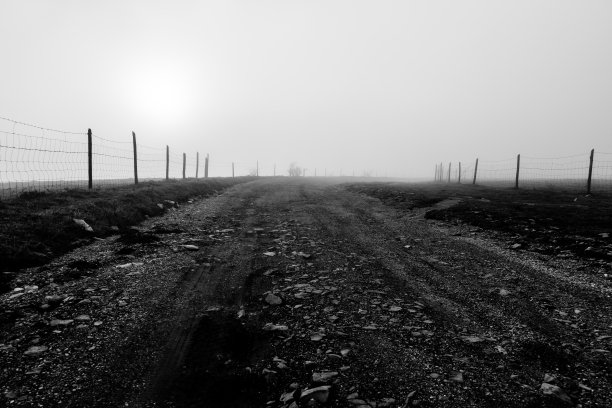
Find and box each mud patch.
[156,313,271,407]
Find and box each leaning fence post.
[165,146,169,180]
[182,153,186,179]
[515,154,521,189]
[458,162,461,184]
[473,158,478,184]
[87,129,93,189]
[447,162,451,183]
[587,148,594,194]
[196,152,199,179]
[205,154,209,178]
[132,131,138,185]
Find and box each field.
[0,178,610,407]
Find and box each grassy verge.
[0,177,254,291]
[347,182,612,263]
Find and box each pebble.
[300,386,331,404]
[450,372,464,383]
[312,371,338,383]
[265,293,282,305]
[24,346,48,356]
[540,383,572,404]
[50,319,73,326]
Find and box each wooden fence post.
[182,153,186,179]
[473,158,478,184]
[196,152,199,179]
[165,146,169,180]
[587,149,594,194]
[257,161,259,177]
[447,162,451,183]
[205,154,209,178]
[87,129,93,189]
[232,162,235,178]
[132,131,138,185]
[515,154,520,189]
[458,162,461,184]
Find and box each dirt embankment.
[1,179,611,407]
[0,178,253,292]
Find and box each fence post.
[132,131,138,185]
[166,146,169,180]
[587,148,594,194]
[458,162,461,184]
[196,152,199,178]
[257,161,259,177]
[232,162,235,178]
[87,129,93,189]
[182,153,186,179]
[434,164,438,181]
[515,154,520,189]
[473,158,478,184]
[274,164,276,176]
[447,162,451,183]
[205,154,209,178]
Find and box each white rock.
[312,371,338,383]
[50,319,73,326]
[540,383,572,404]
[73,218,93,232]
[265,293,282,305]
[24,346,48,356]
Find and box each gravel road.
[1,178,610,407]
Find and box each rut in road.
[133,178,610,407]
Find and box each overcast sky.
[1,0,611,178]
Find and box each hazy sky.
[1,0,611,178]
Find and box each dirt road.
[1,178,610,407]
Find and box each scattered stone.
[93,321,103,326]
[265,293,283,305]
[511,243,522,249]
[461,336,483,343]
[499,289,510,296]
[450,372,464,383]
[50,319,73,326]
[312,371,338,383]
[540,383,572,404]
[300,386,331,404]
[73,218,93,232]
[263,252,276,257]
[45,295,64,305]
[389,306,402,312]
[181,244,199,251]
[310,333,324,341]
[263,323,289,331]
[24,346,48,356]
[340,348,350,357]
[543,373,556,383]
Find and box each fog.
[1,0,612,179]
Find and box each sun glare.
[122,60,197,126]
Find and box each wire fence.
[435,150,612,192]
[0,117,231,198]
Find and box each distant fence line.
[435,150,612,193]
[0,116,266,198]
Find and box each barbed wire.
[0,116,86,135]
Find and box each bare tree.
[288,162,302,177]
